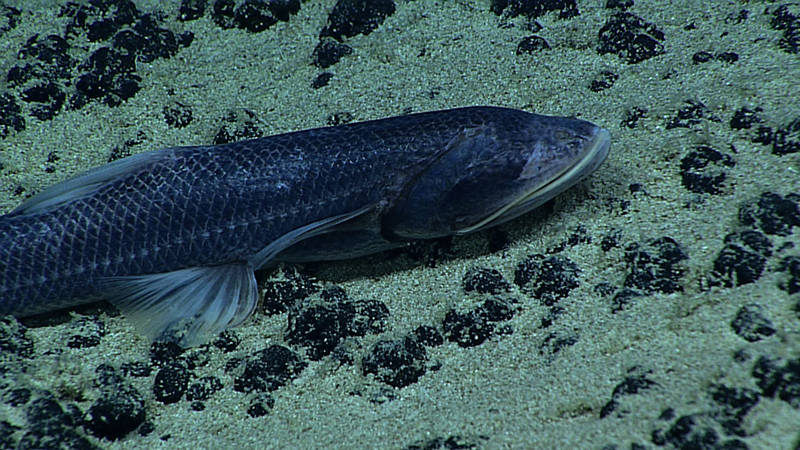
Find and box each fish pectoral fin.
[249,204,375,269]
[103,263,258,347]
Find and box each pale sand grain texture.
[1,1,798,449]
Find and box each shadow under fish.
[0,106,610,347]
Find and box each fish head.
[383,113,611,239]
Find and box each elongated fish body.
[0,106,610,346]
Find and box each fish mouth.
[455,126,611,234]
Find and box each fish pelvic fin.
[103,263,257,347]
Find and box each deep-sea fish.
[0,106,610,346]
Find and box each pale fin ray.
[11,149,173,216]
[103,263,257,347]
[249,204,375,269]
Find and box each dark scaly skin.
[0,107,605,317]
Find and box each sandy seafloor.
[1,0,799,448]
